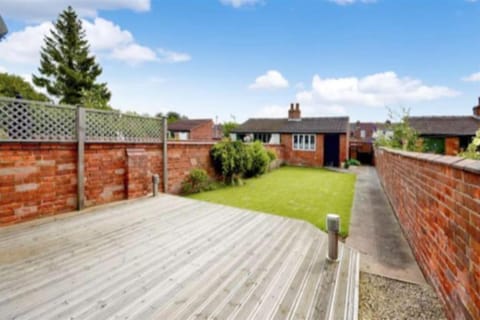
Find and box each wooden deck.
[0,195,359,320]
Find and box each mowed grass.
[188,166,356,236]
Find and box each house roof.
[232,117,349,134]
[168,119,212,132]
[408,116,480,136]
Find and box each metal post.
[326,214,340,261]
[76,106,86,210]
[152,174,159,197]
[162,117,168,193]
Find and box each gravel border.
[359,271,446,320]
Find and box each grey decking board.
[0,195,358,320]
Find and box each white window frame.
[292,134,316,151]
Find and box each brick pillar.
[445,137,460,156]
[126,148,150,199]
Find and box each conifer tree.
[33,6,111,107]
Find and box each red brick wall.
[445,137,460,156]
[0,141,214,225]
[281,133,325,167]
[190,120,214,141]
[166,142,215,193]
[375,147,480,320]
[0,143,77,225]
[340,133,348,164]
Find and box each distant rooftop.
[168,119,212,132]
[408,116,480,136]
[233,117,350,134]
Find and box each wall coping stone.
[378,147,480,174]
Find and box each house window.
[293,134,316,151]
[254,133,271,144]
[360,130,366,138]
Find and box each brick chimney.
[473,97,480,118]
[288,102,301,121]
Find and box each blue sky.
[1,0,480,123]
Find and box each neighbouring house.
[408,99,480,155]
[231,103,349,167]
[168,119,215,141]
[349,121,387,165]
[212,123,224,140]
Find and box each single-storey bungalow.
[409,99,480,155]
[231,103,349,167]
[168,119,215,141]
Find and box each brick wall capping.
[168,141,216,146]
[378,147,480,174]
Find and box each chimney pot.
[290,103,294,110]
[295,103,300,111]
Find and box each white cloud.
[249,70,289,90]
[1,0,150,22]
[157,48,192,63]
[329,0,376,5]
[220,0,263,8]
[83,18,133,51]
[0,22,52,63]
[296,72,459,109]
[462,72,480,82]
[0,66,7,73]
[111,44,157,64]
[0,17,190,65]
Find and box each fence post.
[326,214,340,261]
[77,106,85,210]
[162,117,168,193]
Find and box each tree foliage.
[374,108,421,152]
[0,73,49,101]
[222,121,239,138]
[33,6,111,106]
[155,111,188,124]
[460,129,480,160]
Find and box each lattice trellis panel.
[85,109,163,143]
[0,97,76,142]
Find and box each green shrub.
[245,141,271,178]
[347,159,361,166]
[210,140,251,184]
[181,168,214,194]
[267,149,277,162]
[422,137,445,154]
[460,129,480,160]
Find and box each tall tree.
[0,73,49,101]
[33,6,111,106]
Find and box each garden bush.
[267,149,277,162]
[245,141,271,178]
[210,140,251,184]
[181,168,214,194]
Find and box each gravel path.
[359,272,446,320]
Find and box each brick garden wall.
[375,147,480,320]
[0,141,215,226]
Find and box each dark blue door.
[324,134,340,167]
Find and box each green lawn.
[188,166,356,236]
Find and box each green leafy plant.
[181,168,214,194]
[222,121,239,138]
[422,137,445,154]
[245,141,271,178]
[346,159,361,167]
[460,129,480,160]
[211,140,251,184]
[374,107,421,152]
[267,149,277,162]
